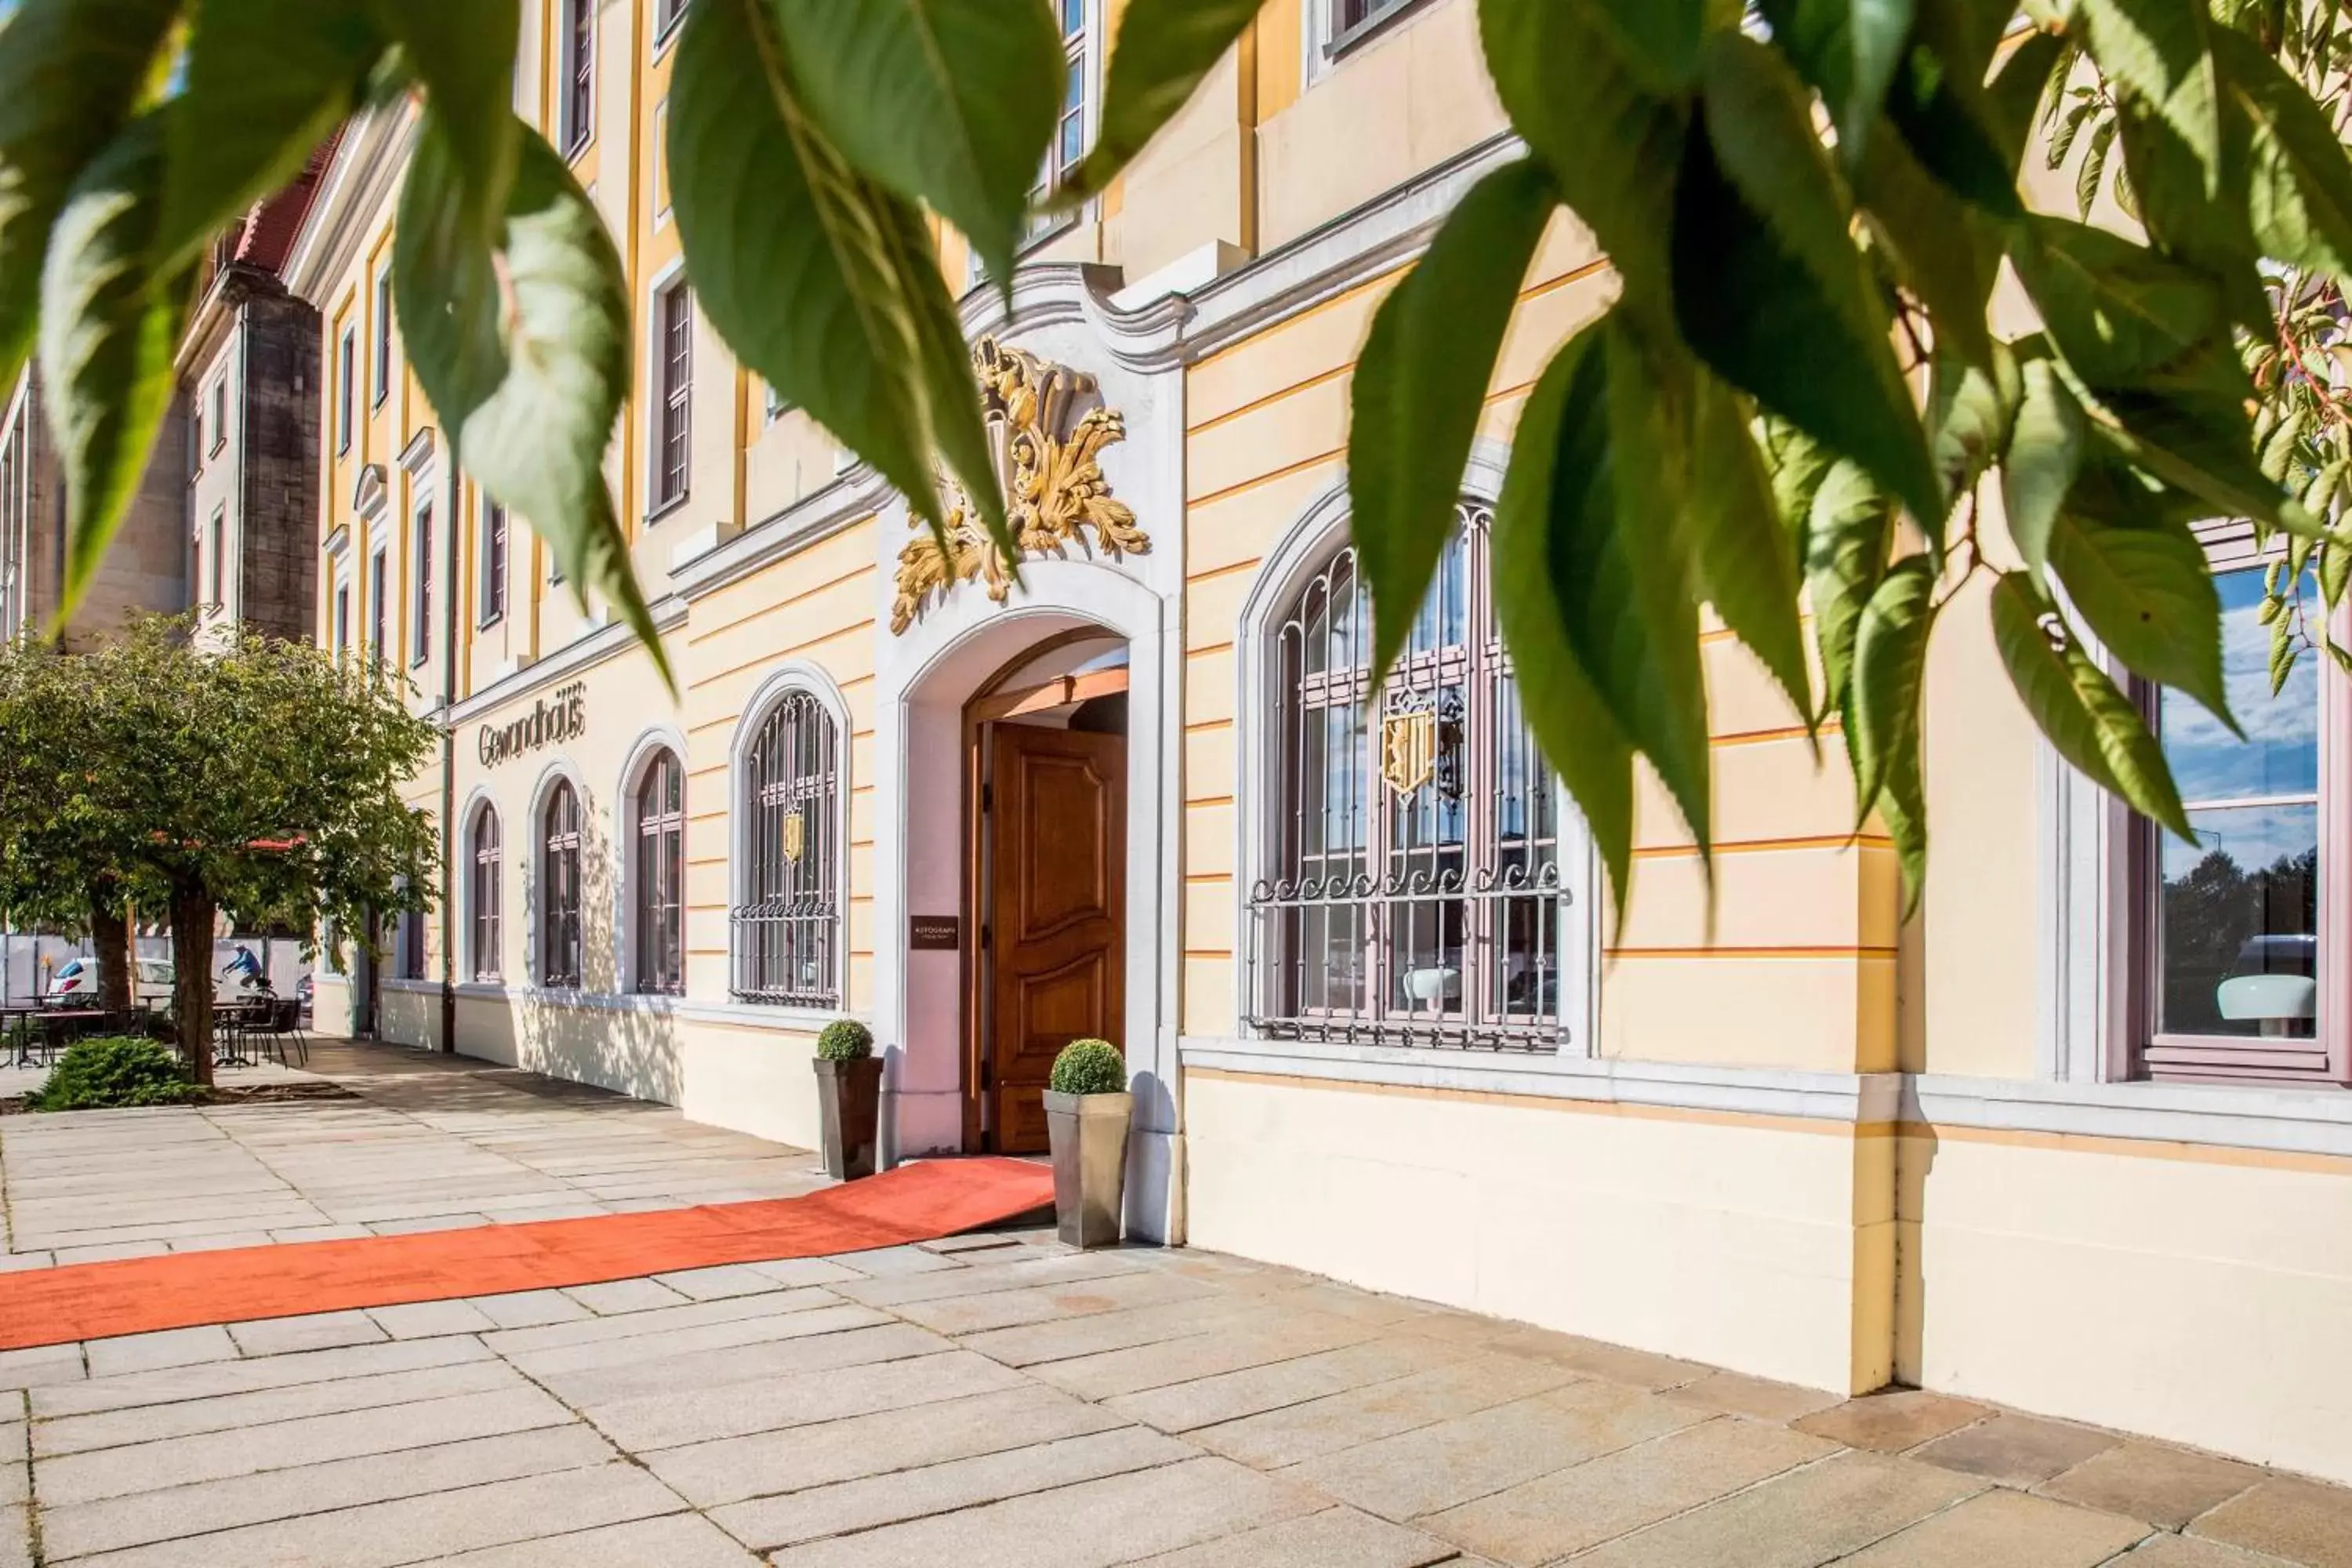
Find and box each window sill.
[478,611,506,632]
[1907,1071,2352,1162]
[1325,0,1437,63]
[1177,1034,1889,1125]
[646,492,690,527]
[564,133,595,166]
[651,13,685,60]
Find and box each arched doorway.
[964,633,1130,1152]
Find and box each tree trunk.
[88,898,132,1013]
[169,882,217,1087]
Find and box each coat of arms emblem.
[779,810,805,864]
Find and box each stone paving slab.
[12,1043,2352,1567]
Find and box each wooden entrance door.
[987,724,1125,1153]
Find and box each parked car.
[43,957,176,1007]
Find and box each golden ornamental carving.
[889,337,1149,635]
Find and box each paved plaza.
[0,1045,2348,1566]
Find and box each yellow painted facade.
[281,0,2352,1485]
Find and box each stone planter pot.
[1044,1089,1132,1248]
[814,1057,884,1180]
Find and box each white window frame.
[527,761,590,989]
[560,0,597,159]
[410,495,434,670]
[372,266,393,408]
[208,377,227,456]
[462,793,503,984]
[725,662,853,1018]
[645,263,693,521]
[207,505,227,613]
[478,496,508,629]
[336,325,356,456]
[1229,456,1601,1076]
[615,726,691,996]
[1305,0,1434,85]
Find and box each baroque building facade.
[289,0,2352,1486]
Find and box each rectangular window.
[207,506,225,610]
[372,267,393,406]
[334,584,350,650]
[1025,1,1088,238]
[653,280,693,514]
[190,404,203,474]
[369,547,387,659]
[655,0,688,43]
[412,503,433,668]
[336,326,355,455]
[652,100,670,226]
[1330,0,1420,50]
[561,0,595,157]
[480,501,508,626]
[2137,542,2339,1083]
[209,379,226,456]
[400,904,426,981]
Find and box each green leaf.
[1523,316,1713,856]
[1867,700,1930,916]
[2075,113,2116,216]
[2002,354,2084,572]
[1854,118,1998,370]
[394,120,670,688]
[771,0,1062,288]
[1925,340,2015,498]
[1759,0,1916,160]
[1490,343,1640,932]
[156,0,383,272]
[1806,458,1894,713]
[0,0,181,401]
[1760,416,1835,543]
[1350,158,1557,686]
[2111,100,2269,334]
[1687,373,1813,724]
[36,111,189,624]
[1479,0,1685,307]
[2012,215,2283,529]
[1989,569,2193,840]
[1675,34,1942,529]
[370,0,520,248]
[2212,27,2352,280]
[2325,540,2350,610]
[2074,0,2223,188]
[2046,503,2231,728]
[666,0,1006,551]
[1848,554,1938,820]
[1883,34,2024,217]
[1056,0,1260,206]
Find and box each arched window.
[1247,500,1568,1051]
[539,781,583,988]
[633,750,684,994]
[731,689,840,1006]
[469,807,502,982]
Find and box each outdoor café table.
[15,1009,106,1068]
[2,1006,44,1068]
[212,1001,267,1069]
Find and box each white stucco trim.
[446,597,687,725]
[1907,1071,2352,1161]
[1228,444,1602,1077]
[724,659,855,1011]
[1182,1036,1901,1127]
[613,721,691,996]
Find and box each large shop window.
[469,807,502,982]
[730,688,840,1007]
[633,749,685,995]
[540,781,583,988]
[1247,501,1572,1052]
[2136,530,2346,1083]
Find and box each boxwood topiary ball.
[1048,1037,1125,1096]
[815,1018,873,1062]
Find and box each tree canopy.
[7,0,2352,920]
[0,619,437,1078]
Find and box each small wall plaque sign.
[909,915,960,951]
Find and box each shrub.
[31,1036,197,1112]
[1049,1038,1126,1096]
[815,1018,874,1062]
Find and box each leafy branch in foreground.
[8,0,2352,922]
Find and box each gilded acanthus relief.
[889,338,1148,635]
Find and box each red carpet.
[0,1158,1054,1351]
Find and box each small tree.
[0,619,437,1081]
[0,636,165,1011]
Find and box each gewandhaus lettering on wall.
[287,0,2352,1493]
[477,684,585,768]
